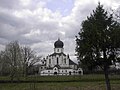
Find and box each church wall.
[51,56,54,67]
[60,56,66,67]
[46,56,54,67]
[46,56,50,67]
[66,57,69,67]
[60,56,69,67]
[46,58,49,67]
[51,55,65,67]
[59,55,63,66]
[69,65,78,69]
[54,48,64,53]
[40,68,84,76]
[59,55,62,65]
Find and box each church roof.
[46,67,53,70]
[47,66,72,69]
[54,65,61,69]
[49,52,66,56]
[69,59,77,65]
[54,38,64,48]
[60,67,72,69]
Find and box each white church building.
[39,39,83,76]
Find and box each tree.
[4,41,23,81]
[0,51,12,76]
[0,51,4,75]
[76,3,120,90]
[111,7,120,22]
[21,46,41,76]
[0,41,41,78]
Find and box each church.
[39,38,83,75]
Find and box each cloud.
[0,0,21,9]
[0,0,119,61]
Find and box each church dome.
[54,38,64,48]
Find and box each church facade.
[39,39,83,76]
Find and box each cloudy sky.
[0,0,120,61]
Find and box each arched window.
[64,58,66,64]
[65,70,67,72]
[49,59,51,64]
[57,49,59,52]
[57,57,59,64]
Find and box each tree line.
[0,41,41,81]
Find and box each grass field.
[0,74,120,90]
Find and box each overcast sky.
[0,0,120,61]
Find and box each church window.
[57,49,59,52]
[57,57,59,64]
[64,58,66,64]
[49,59,51,64]
[65,70,67,72]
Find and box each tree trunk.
[104,66,111,90]
[103,49,111,90]
[25,67,28,77]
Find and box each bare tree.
[22,46,41,76]
[4,41,22,81]
[0,51,5,75]
[0,41,41,78]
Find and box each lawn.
[0,74,120,90]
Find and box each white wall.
[40,67,83,76]
[54,48,64,53]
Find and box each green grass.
[1,74,119,82]
[0,74,120,90]
[0,81,120,90]
[0,74,119,81]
